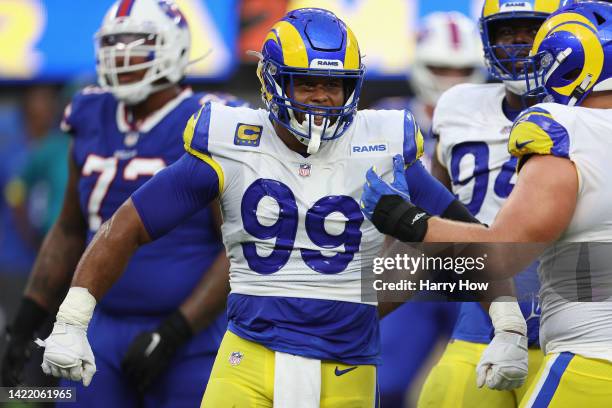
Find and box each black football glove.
[1,298,49,387]
[121,311,193,393]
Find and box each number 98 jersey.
[434,83,518,226]
[184,102,423,305]
[434,82,540,347]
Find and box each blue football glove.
[361,154,411,220]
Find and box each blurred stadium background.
[0,1,484,406]
[0,0,487,277]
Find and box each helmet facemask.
[260,58,364,154]
[97,29,182,105]
[481,15,548,96]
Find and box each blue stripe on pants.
[533,352,574,408]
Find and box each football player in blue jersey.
[0,0,246,406]
[35,8,486,407]
[372,11,485,408]
[363,2,612,407]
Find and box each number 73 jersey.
[184,102,423,304]
[434,83,517,226]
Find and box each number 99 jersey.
[183,102,423,364]
[185,102,422,302]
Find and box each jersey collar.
[116,87,193,133]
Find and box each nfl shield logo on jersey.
[124,132,139,147]
[229,351,244,366]
[299,163,311,177]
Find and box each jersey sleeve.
[508,106,570,171]
[405,159,455,216]
[131,153,219,240]
[182,101,225,193]
[60,86,106,135]
[402,110,425,165]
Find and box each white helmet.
[95,0,191,105]
[411,12,486,106]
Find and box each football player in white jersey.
[421,1,563,407]
[32,8,482,407]
[373,11,485,408]
[363,2,612,407]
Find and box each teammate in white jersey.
[421,1,563,407]
[33,8,480,407]
[364,3,612,406]
[373,11,485,408]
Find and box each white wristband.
[56,287,97,328]
[489,296,527,336]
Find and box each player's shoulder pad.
[60,86,113,134]
[435,83,483,114]
[402,109,424,165]
[369,96,412,110]
[192,91,250,108]
[508,105,570,171]
[183,101,260,156]
[354,109,423,164]
[433,83,501,131]
[182,101,232,193]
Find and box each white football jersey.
[434,83,517,225]
[183,103,423,304]
[509,103,612,361]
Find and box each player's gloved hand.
[360,154,411,220]
[476,331,529,390]
[1,297,49,386]
[361,154,430,242]
[37,287,97,387]
[121,311,193,393]
[37,322,97,386]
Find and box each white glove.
[35,287,97,387]
[36,322,96,386]
[476,331,528,390]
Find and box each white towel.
[273,351,321,408]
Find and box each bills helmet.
[95,0,190,105]
[411,12,486,106]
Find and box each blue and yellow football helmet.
[257,8,364,153]
[525,1,612,105]
[480,0,562,93]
